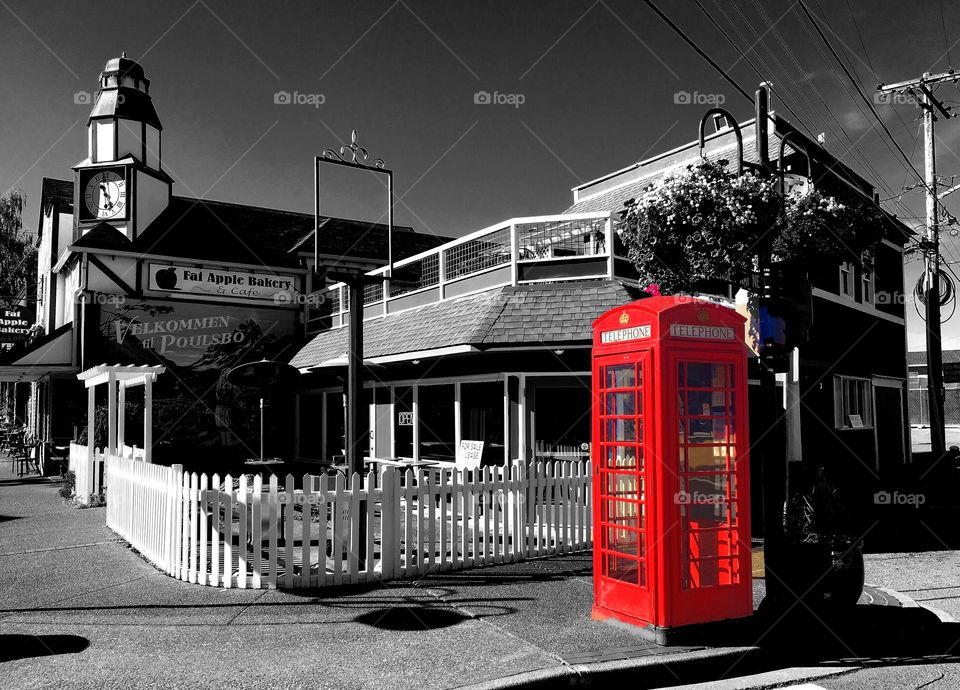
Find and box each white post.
[412,384,420,462]
[107,372,117,457]
[785,348,803,463]
[605,216,614,278]
[454,381,462,451]
[117,382,126,453]
[509,223,518,286]
[144,377,153,464]
[87,385,95,463]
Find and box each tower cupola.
[86,53,162,170]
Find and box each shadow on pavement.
[353,606,471,630]
[0,634,89,663]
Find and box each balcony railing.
[306,211,637,333]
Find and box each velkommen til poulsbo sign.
[0,306,32,352]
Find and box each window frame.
[839,261,855,300]
[860,253,875,305]
[833,375,874,429]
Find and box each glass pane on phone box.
[684,445,729,472]
[605,364,635,389]
[606,418,638,442]
[687,362,727,388]
[686,472,734,496]
[606,446,641,469]
[605,472,642,500]
[605,527,642,556]
[605,391,637,416]
[605,499,643,527]
[687,390,725,416]
[605,553,640,583]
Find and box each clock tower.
[74,53,172,242]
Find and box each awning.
[0,324,76,382]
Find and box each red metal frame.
[592,296,752,632]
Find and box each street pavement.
[3,458,960,689]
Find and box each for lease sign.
[148,263,297,302]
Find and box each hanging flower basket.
[619,159,885,295]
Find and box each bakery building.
[0,55,445,467]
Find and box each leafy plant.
[772,188,884,267]
[0,189,35,307]
[619,160,780,294]
[784,469,856,549]
[58,471,76,500]
[618,160,884,294]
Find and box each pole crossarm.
[878,69,960,94]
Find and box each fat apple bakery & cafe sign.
[148,263,298,303]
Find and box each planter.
[777,540,864,607]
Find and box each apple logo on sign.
[155,267,179,290]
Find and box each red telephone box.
[591,296,752,641]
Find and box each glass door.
[596,352,652,616]
[675,359,741,591]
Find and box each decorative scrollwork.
[322,129,385,168]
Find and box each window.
[834,376,873,429]
[839,262,855,299]
[418,383,455,461]
[461,381,505,465]
[529,376,591,462]
[861,254,874,304]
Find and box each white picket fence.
[104,455,592,589]
[68,442,105,506]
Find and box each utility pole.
[878,70,958,458]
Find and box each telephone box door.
[594,350,655,622]
[667,351,751,624]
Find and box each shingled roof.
[290,280,645,368]
[40,178,74,214]
[58,187,449,269]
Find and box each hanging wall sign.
[148,263,298,303]
[0,306,32,351]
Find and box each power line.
[940,0,953,68]
[797,0,926,185]
[715,0,921,245]
[640,0,754,106]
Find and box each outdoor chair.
[12,439,35,477]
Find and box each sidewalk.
[0,458,954,690]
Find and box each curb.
[462,583,948,690]
[456,646,762,690]
[870,582,958,624]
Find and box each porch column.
[785,347,803,463]
[144,378,153,463]
[117,382,126,454]
[87,385,95,462]
[107,373,117,457]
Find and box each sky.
[0,0,958,351]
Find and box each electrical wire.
[710,0,922,248]
[798,0,926,186]
[640,0,755,105]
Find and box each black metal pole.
[346,279,367,569]
[346,279,366,475]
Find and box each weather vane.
[322,129,385,169]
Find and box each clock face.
[83,169,126,219]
